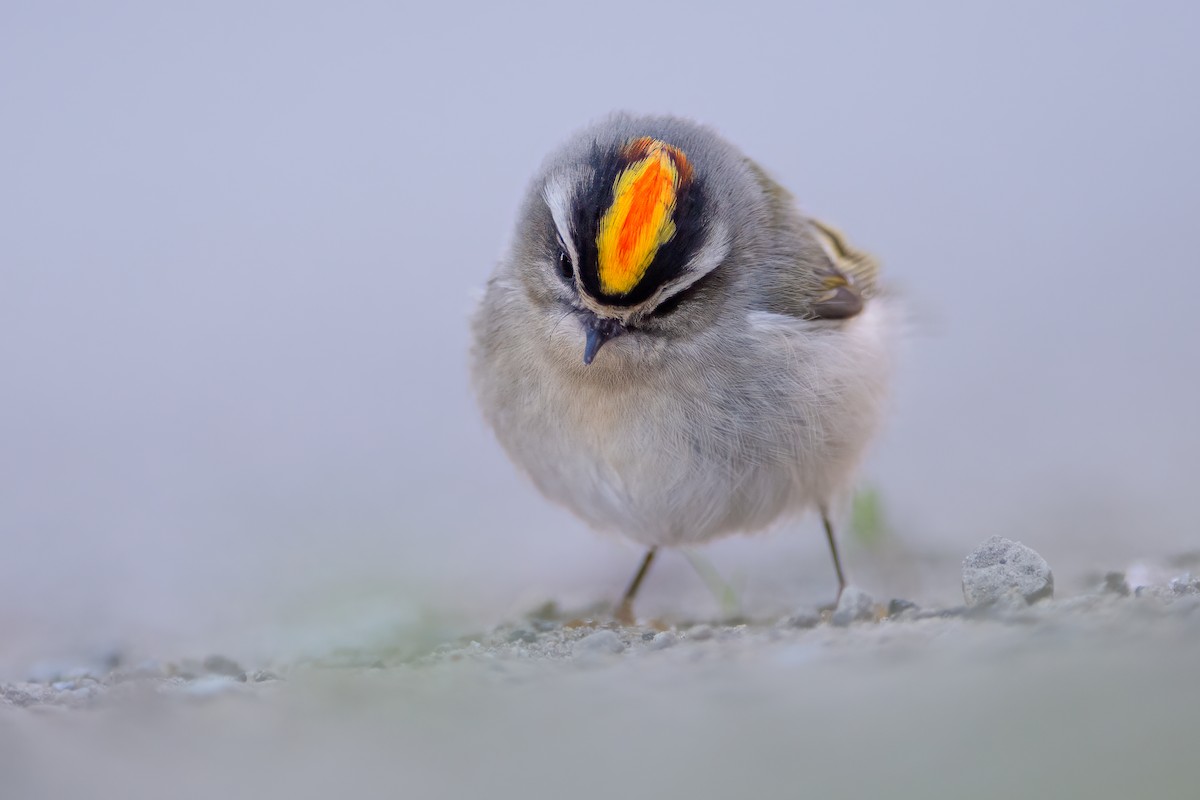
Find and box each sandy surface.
[4,566,1199,800]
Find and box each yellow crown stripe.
[596,140,683,296]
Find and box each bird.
[471,113,891,622]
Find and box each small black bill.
[581,314,625,365]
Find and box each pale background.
[2,0,1197,675]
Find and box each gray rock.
[202,655,244,677]
[2,682,51,707]
[1170,574,1199,595]
[647,631,677,650]
[962,536,1054,607]
[715,625,746,641]
[60,685,98,706]
[1103,572,1131,597]
[887,599,919,618]
[1134,585,1171,600]
[832,586,876,626]
[507,628,538,644]
[574,629,625,655]
[781,610,822,629]
[686,624,714,641]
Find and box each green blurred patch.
[850,485,890,549]
[682,549,741,619]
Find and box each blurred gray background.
[2,1,1197,674]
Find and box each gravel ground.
[3,546,1200,800]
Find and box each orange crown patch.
[595,138,691,296]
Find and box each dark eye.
[557,249,574,282]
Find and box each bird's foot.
[613,599,636,626]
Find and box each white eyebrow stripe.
[542,172,582,268]
[674,220,731,292]
[626,220,731,318]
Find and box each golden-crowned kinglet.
[472,114,890,621]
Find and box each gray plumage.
[471,113,892,561]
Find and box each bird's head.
[513,119,741,366]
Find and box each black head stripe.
[568,140,707,307]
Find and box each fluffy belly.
[538,448,804,547]
[491,369,810,547]
[475,303,890,549]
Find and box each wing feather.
[747,160,880,321]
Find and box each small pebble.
[647,631,676,650]
[962,536,1054,607]
[832,586,876,627]
[781,611,821,629]
[1170,575,1199,595]
[887,599,919,618]
[686,624,714,641]
[202,655,244,677]
[1126,562,1170,593]
[2,683,50,707]
[574,630,625,655]
[1103,572,1131,597]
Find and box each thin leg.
[822,512,848,600]
[614,547,657,624]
